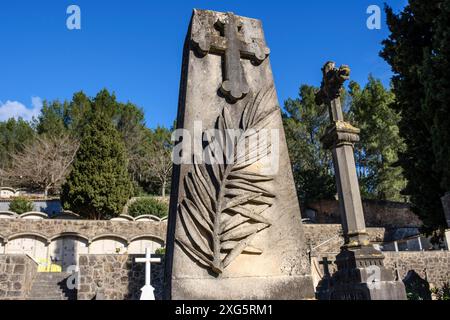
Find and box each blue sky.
[0,0,407,128]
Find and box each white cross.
[135,247,161,300]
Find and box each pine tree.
[348,76,407,201]
[283,85,336,205]
[61,105,133,219]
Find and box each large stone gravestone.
[164,9,314,300]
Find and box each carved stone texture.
[176,89,277,275]
[321,120,361,150]
[164,9,314,300]
[192,11,270,103]
[315,61,350,122]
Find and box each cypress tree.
[380,0,449,233]
[61,105,132,219]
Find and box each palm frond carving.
[176,87,278,274]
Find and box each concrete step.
[27,272,77,301]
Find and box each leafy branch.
[176,87,278,274]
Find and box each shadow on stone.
[403,270,432,300]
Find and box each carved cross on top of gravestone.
[315,61,351,123]
[192,11,270,102]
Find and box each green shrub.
[128,197,168,218]
[9,197,34,214]
[431,282,450,300]
[155,247,166,255]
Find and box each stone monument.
[164,9,314,300]
[315,61,407,300]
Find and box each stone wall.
[0,218,167,271]
[303,224,388,253]
[383,252,450,287]
[0,254,38,299]
[312,251,450,290]
[77,254,164,300]
[0,218,167,243]
[306,199,422,228]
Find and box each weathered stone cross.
[135,247,161,300]
[192,11,270,102]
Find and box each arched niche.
[89,235,127,254]
[48,234,89,271]
[127,235,164,254]
[6,233,48,262]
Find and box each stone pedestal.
[317,245,406,300]
[319,120,407,300]
[164,10,314,300]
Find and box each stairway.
[27,272,77,300]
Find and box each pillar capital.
[321,120,360,150]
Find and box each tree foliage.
[348,76,407,201]
[283,79,407,207]
[9,197,34,214]
[127,197,168,218]
[31,89,170,196]
[380,0,449,232]
[282,85,336,205]
[61,102,133,220]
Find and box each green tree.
[0,118,35,185]
[9,197,34,214]
[381,0,448,232]
[348,76,407,201]
[61,103,133,220]
[34,89,151,190]
[34,100,69,136]
[283,85,336,205]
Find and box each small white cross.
[135,247,161,300]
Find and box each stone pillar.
[316,62,406,300]
[321,121,369,246]
[164,9,314,300]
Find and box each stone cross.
[319,257,333,278]
[316,61,368,247]
[315,61,407,300]
[192,11,270,102]
[135,247,161,300]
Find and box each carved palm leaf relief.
[176,86,278,274]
